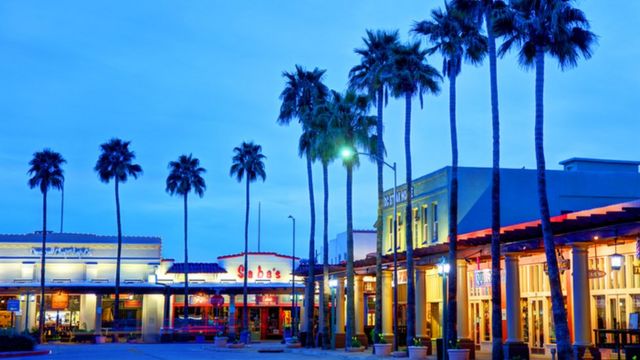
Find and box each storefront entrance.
[528,298,546,353]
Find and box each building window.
[413,208,420,248]
[432,203,438,242]
[387,217,393,252]
[422,206,429,245]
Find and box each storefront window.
[0,296,18,329]
[521,299,529,343]
[101,294,142,330]
[482,299,490,342]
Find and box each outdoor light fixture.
[340,147,354,159]
[611,232,624,271]
[437,259,450,276]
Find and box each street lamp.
[288,215,297,337]
[437,257,450,355]
[341,147,398,351]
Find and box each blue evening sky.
[0,1,638,261]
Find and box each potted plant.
[214,331,227,347]
[126,333,138,344]
[447,340,470,360]
[285,336,302,348]
[408,338,428,360]
[372,331,392,356]
[347,337,365,352]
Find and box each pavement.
[6,343,553,360]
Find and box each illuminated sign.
[474,269,492,288]
[51,292,69,310]
[31,247,92,257]
[383,186,415,208]
[237,265,282,280]
[256,295,278,306]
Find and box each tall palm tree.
[166,154,206,327]
[95,138,143,329]
[386,42,441,345]
[278,65,328,346]
[450,0,506,357]
[348,30,399,340]
[303,113,339,349]
[495,0,595,357]
[28,149,65,343]
[413,4,487,348]
[230,142,266,343]
[331,90,376,349]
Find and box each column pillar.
[94,295,103,334]
[381,271,393,339]
[456,260,469,339]
[354,276,365,335]
[141,294,163,342]
[416,269,427,338]
[228,294,237,335]
[572,244,597,358]
[503,254,529,359]
[79,294,97,331]
[335,277,346,348]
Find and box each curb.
[0,350,51,358]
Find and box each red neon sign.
[237,265,282,280]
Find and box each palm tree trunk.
[404,92,416,344]
[114,179,122,329]
[38,189,47,343]
[243,176,250,342]
[345,164,355,348]
[305,154,316,347]
[447,72,459,348]
[320,162,330,349]
[183,193,189,328]
[487,10,504,360]
[374,87,384,340]
[535,48,572,359]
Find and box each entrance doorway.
[529,298,545,352]
[608,295,627,330]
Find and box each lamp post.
[288,215,297,337]
[437,257,450,357]
[341,148,398,351]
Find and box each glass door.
[470,301,481,346]
[529,298,545,350]
[608,295,627,329]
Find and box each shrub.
[350,336,362,348]
[0,334,36,352]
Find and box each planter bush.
[372,331,392,356]
[408,338,427,360]
[0,334,36,352]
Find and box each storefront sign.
[474,269,492,288]
[395,270,407,285]
[256,295,278,306]
[6,299,19,312]
[51,293,69,310]
[31,247,92,257]
[383,186,415,208]
[543,259,570,274]
[237,265,282,280]
[588,269,606,279]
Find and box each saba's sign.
[31,247,92,257]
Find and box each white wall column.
[354,276,364,335]
[456,260,469,339]
[572,244,592,346]
[416,269,427,338]
[336,277,345,334]
[79,294,97,331]
[505,254,522,342]
[381,271,393,337]
[94,295,103,333]
[141,294,163,342]
[228,294,236,334]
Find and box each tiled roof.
[167,263,227,274]
[217,252,298,260]
[0,232,161,245]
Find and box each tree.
[348,30,399,341]
[450,0,506,357]
[278,65,328,346]
[302,112,339,349]
[385,42,441,345]
[495,0,595,357]
[28,149,65,343]
[94,138,143,329]
[230,142,266,343]
[332,90,377,349]
[166,154,206,328]
[413,3,487,348]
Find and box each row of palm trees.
[280,0,594,358]
[27,139,266,344]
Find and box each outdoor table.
[593,329,640,359]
